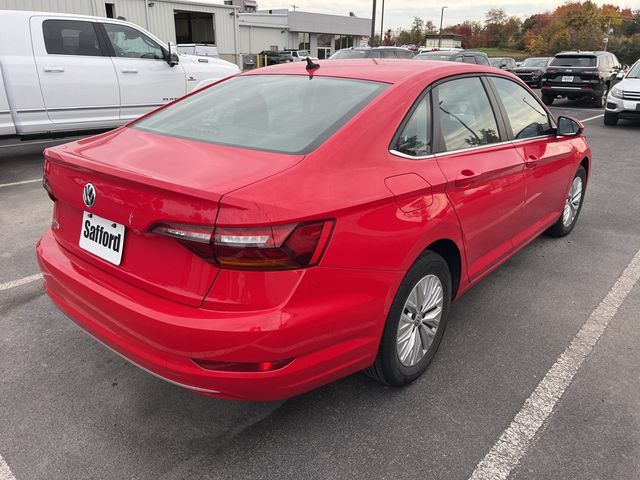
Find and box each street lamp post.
[380,0,385,45]
[438,6,448,49]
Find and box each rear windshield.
[522,58,549,68]
[490,58,506,67]
[330,49,369,59]
[550,56,597,67]
[415,53,452,61]
[134,75,387,154]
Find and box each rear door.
[99,21,186,121]
[487,76,575,246]
[30,17,120,125]
[433,76,526,280]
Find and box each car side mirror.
[557,116,584,136]
[167,42,179,67]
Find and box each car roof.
[556,51,608,56]
[241,59,504,85]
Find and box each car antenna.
[306,56,320,73]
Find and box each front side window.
[491,77,551,139]
[103,23,164,60]
[394,95,431,157]
[42,20,102,56]
[435,77,500,152]
[134,75,387,154]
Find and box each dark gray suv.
[541,51,621,106]
[413,50,491,66]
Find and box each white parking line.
[0,454,16,480]
[581,113,605,122]
[468,247,640,480]
[0,178,41,189]
[0,273,43,292]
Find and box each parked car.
[330,47,414,59]
[604,60,640,125]
[38,60,591,401]
[257,50,291,65]
[541,50,621,106]
[489,57,517,70]
[177,43,219,58]
[282,49,313,61]
[511,57,552,88]
[0,10,239,139]
[414,50,491,66]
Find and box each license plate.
[562,76,574,82]
[79,211,125,265]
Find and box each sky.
[256,0,637,31]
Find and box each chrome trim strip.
[70,316,221,395]
[546,86,583,90]
[389,149,435,160]
[510,134,555,145]
[433,139,513,157]
[122,103,164,109]
[0,110,10,115]
[17,105,119,113]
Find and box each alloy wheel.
[397,274,444,367]
[562,176,583,227]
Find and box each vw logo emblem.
[83,183,96,208]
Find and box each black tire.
[545,165,587,238]
[365,251,452,387]
[542,94,554,105]
[592,84,609,108]
[604,112,618,126]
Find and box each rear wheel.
[592,84,608,108]
[604,112,618,126]
[545,165,587,237]
[365,251,451,387]
[542,94,554,105]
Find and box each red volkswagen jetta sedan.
[37,60,591,401]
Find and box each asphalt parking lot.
[1,98,639,480]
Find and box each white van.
[0,10,240,138]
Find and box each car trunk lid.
[44,127,304,307]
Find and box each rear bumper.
[541,84,602,98]
[37,229,400,401]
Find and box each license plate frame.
[79,211,125,265]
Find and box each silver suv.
[605,60,640,126]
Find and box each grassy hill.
[476,48,529,61]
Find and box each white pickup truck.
[0,10,240,138]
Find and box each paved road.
[1,102,639,480]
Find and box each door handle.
[121,68,138,74]
[43,67,65,73]
[525,154,540,167]
[454,169,480,188]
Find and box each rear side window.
[135,75,388,154]
[435,77,500,152]
[42,20,103,56]
[491,77,551,139]
[394,94,431,156]
[550,56,596,67]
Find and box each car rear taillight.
[151,220,334,270]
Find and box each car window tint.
[454,56,463,62]
[491,77,551,139]
[463,56,477,64]
[395,95,430,156]
[397,50,414,59]
[135,75,387,155]
[43,20,102,56]
[103,23,164,60]
[381,50,396,58]
[550,56,596,67]
[435,77,500,151]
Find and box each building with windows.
[238,9,371,59]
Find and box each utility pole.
[291,5,297,11]
[438,6,448,49]
[380,0,385,45]
[370,0,377,47]
[604,17,612,51]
